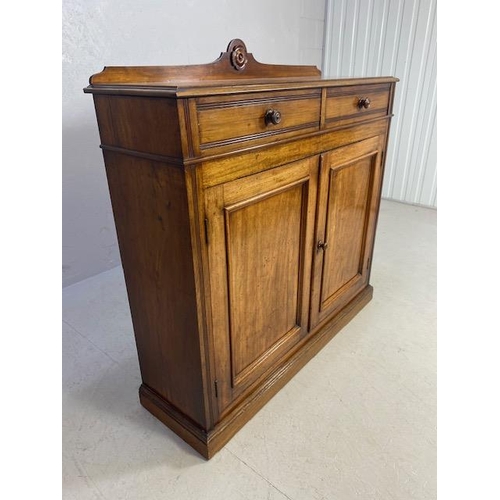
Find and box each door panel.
[225,184,304,384]
[206,157,318,414]
[321,157,371,304]
[310,136,384,328]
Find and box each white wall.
[323,0,437,207]
[62,0,326,287]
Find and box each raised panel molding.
[224,183,305,387]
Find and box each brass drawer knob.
[358,97,371,109]
[265,109,282,125]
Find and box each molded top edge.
[84,39,398,97]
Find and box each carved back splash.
[89,39,322,86]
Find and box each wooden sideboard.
[85,39,398,459]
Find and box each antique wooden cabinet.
[85,39,398,459]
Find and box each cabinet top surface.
[84,39,398,98]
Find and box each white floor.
[63,199,436,500]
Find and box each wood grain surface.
[86,39,398,458]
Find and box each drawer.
[196,89,321,153]
[325,83,391,128]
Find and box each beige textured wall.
[62,0,325,287]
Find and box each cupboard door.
[310,136,384,328]
[205,157,318,414]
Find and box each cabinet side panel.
[94,95,183,158]
[103,150,206,426]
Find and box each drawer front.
[196,89,321,153]
[325,83,391,128]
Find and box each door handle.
[317,240,328,251]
